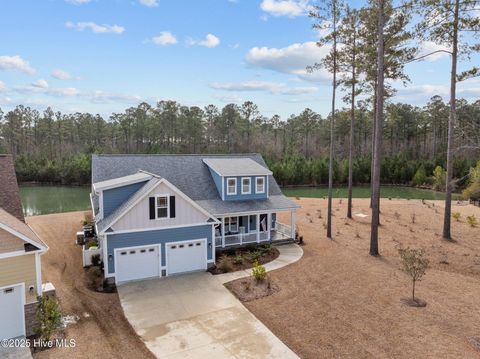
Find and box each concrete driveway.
[118,247,301,358]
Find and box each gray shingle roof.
[0,155,25,222]
[97,177,161,232]
[92,154,298,218]
[203,158,272,176]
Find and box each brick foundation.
[24,302,39,337]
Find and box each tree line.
[0,97,478,187]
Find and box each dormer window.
[227,178,237,195]
[256,177,265,194]
[242,177,251,194]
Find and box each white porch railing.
[275,222,292,236]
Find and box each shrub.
[410,212,416,224]
[467,215,478,227]
[399,247,429,302]
[452,212,461,222]
[394,211,401,220]
[463,160,480,200]
[86,266,103,289]
[432,166,446,191]
[91,254,101,267]
[261,244,273,254]
[251,261,267,281]
[412,165,427,187]
[233,255,244,265]
[217,255,234,273]
[249,251,262,262]
[36,295,62,341]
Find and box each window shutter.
[170,196,176,218]
[149,197,155,219]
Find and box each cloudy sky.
[0,0,478,119]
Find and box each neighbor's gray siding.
[208,167,223,198]
[103,181,147,218]
[106,224,214,274]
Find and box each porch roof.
[196,195,299,216]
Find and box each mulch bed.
[208,245,279,275]
[225,277,279,302]
[400,297,427,307]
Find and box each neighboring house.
[91,154,299,284]
[0,155,48,339]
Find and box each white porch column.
[256,214,260,243]
[221,217,225,248]
[267,213,271,241]
[291,210,296,239]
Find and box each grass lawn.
[244,198,480,359]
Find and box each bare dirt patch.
[243,198,480,359]
[27,211,154,359]
[226,277,280,302]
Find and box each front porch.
[214,210,296,248]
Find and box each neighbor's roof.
[0,154,25,222]
[202,158,272,176]
[93,172,152,192]
[0,208,47,254]
[91,154,299,217]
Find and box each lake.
[282,186,459,200]
[19,184,456,216]
[20,185,91,216]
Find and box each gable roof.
[203,158,272,176]
[93,172,152,192]
[0,208,48,254]
[0,155,25,222]
[92,154,299,218]
[96,176,220,233]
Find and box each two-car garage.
[114,239,207,283]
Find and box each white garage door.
[115,245,160,283]
[167,239,207,275]
[0,284,25,339]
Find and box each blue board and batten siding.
[208,168,223,197]
[106,224,214,274]
[103,181,147,217]
[223,175,268,201]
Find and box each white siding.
[112,182,209,231]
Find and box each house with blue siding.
[91,154,299,283]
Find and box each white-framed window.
[156,195,169,219]
[241,177,251,194]
[256,177,265,194]
[225,216,238,232]
[227,177,237,195]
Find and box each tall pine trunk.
[370,0,385,256]
[347,47,356,219]
[327,2,338,239]
[442,0,459,240]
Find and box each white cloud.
[215,94,243,103]
[210,80,318,95]
[32,79,49,89]
[187,34,221,48]
[51,69,79,80]
[151,31,177,46]
[65,0,92,4]
[139,0,159,7]
[246,41,331,82]
[0,81,6,92]
[65,21,125,34]
[89,90,142,104]
[260,0,310,17]
[0,55,36,75]
[417,41,451,62]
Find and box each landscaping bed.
[208,244,279,274]
[226,276,280,302]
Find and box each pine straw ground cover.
[243,198,480,359]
